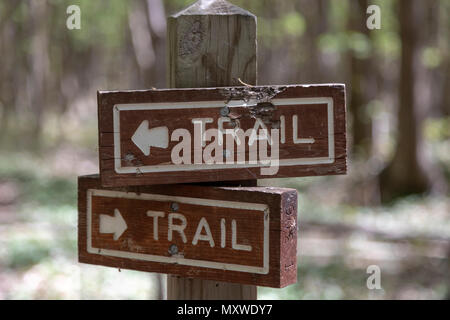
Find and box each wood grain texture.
[98,84,347,187]
[167,277,257,300]
[78,175,298,288]
[167,1,256,88]
[166,0,259,299]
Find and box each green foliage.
[328,0,350,31]
[373,30,400,58]
[348,32,372,59]
[48,0,130,51]
[318,31,373,58]
[318,32,348,54]
[0,156,76,208]
[4,238,52,270]
[424,117,450,180]
[371,0,401,58]
[425,117,450,142]
[258,12,306,46]
[422,47,444,69]
[281,12,306,37]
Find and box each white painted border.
[87,189,270,274]
[112,97,334,174]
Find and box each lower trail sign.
[98,84,346,187]
[78,175,297,288]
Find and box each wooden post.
[166,0,257,300]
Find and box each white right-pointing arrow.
[99,209,128,241]
[132,120,169,156]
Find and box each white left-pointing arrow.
[132,120,169,156]
[99,209,127,241]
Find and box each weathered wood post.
[166,0,257,300]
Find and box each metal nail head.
[169,244,178,255]
[220,106,230,117]
[171,202,179,212]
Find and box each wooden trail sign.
[78,175,298,288]
[98,84,346,187]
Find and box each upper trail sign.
[98,84,346,187]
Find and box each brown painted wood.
[98,84,346,187]
[78,175,297,288]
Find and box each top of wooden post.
[167,0,257,88]
[172,0,255,17]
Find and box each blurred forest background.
[0,0,449,299]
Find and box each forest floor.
[0,145,449,300]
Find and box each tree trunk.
[379,0,430,202]
[297,0,328,83]
[439,0,450,117]
[348,0,372,158]
[28,0,49,145]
